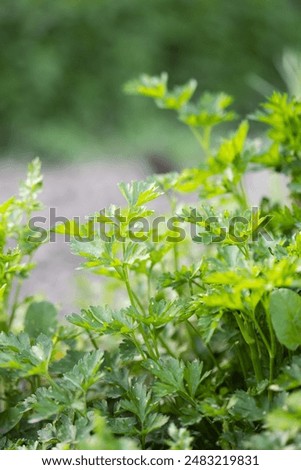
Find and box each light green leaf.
[51,219,80,236]
[68,305,137,335]
[157,79,197,110]
[118,180,163,207]
[124,73,168,98]
[179,92,236,128]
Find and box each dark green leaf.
[24,301,58,338]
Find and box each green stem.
[158,333,177,358]
[264,296,276,389]
[0,378,5,413]
[237,244,250,260]
[45,373,57,388]
[132,290,145,313]
[236,344,248,380]
[186,319,222,372]
[147,265,153,300]
[189,126,207,152]
[205,416,220,438]
[124,267,157,359]
[124,267,137,308]
[140,431,146,450]
[192,280,203,289]
[87,331,98,350]
[249,341,263,383]
[203,126,212,155]
[150,326,160,358]
[236,179,249,211]
[189,126,212,157]
[131,334,147,360]
[140,328,158,360]
[234,312,263,383]
[173,243,179,271]
[166,193,180,272]
[252,316,272,357]
[123,260,145,313]
[8,280,23,329]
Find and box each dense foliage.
[1,75,301,449]
[1,0,301,158]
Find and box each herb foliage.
[1,76,301,449]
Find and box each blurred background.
[1,0,301,312]
[1,0,301,163]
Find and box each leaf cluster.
[2,79,301,449]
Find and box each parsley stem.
[234,312,263,382]
[186,319,221,372]
[253,316,272,357]
[189,126,212,157]
[147,265,153,300]
[173,243,179,271]
[264,295,276,396]
[189,126,207,151]
[158,334,176,358]
[87,331,98,350]
[8,279,23,330]
[236,344,248,380]
[249,341,263,383]
[237,179,249,211]
[124,267,140,310]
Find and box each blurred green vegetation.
[1,0,301,162]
